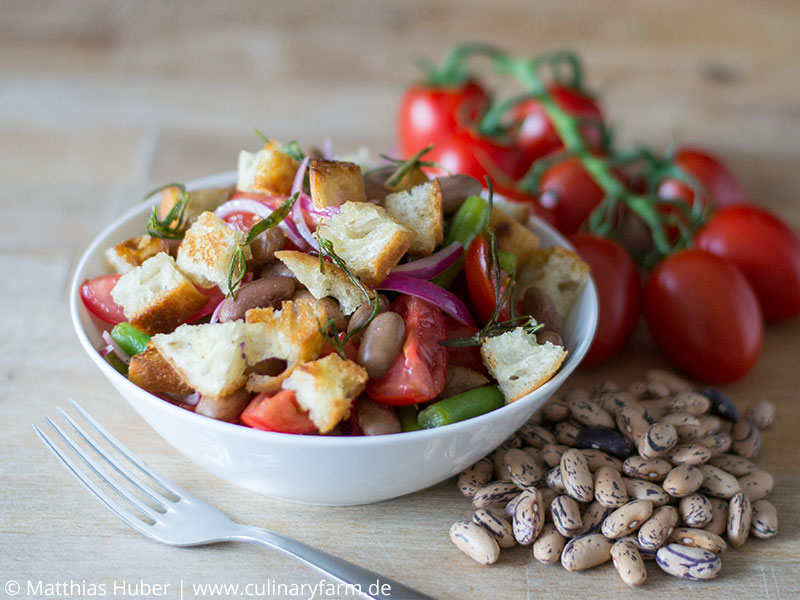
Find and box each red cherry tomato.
[240,389,318,434]
[539,157,605,235]
[432,128,530,183]
[658,148,747,210]
[366,295,448,405]
[695,205,800,322]
[569,234,641,366]
[397,80,487,155]
[80,274,125,324]
[444,316,485,373]
[464,235,514,326]
[186,285,225,323]
[643,249,762,384]
[513,85,604,163]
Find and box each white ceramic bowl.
[70,171,598,505]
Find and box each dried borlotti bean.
[512,488,545,545]
[664,391,711,416]
[659,413,700,441]
[518,422,556,448]
[533,523,566,564]
[560,448,594,502]
[546,466,565,492]
[679,493,713,528]
[541,443,568,468]
[665,443,712,466]
[731,420,761,459]
[638,423,678,459]
[601,499,653,539]
[449,520,500,565]
[709,453,759,476]
[662,465,704,498]
[616,406,652,443]
[623,456,672,482]
[701,387,740,422]
[704,498,729,537]
[637,505,678,550]
[645,369,692,393]
[738,469,774,502]
[669,527,727,554]
[580,449,623,472]
[623,478,669,507]
[555,421,581,446]
[472,480,519,509]
[696,432,732,457]
[727,492,752,549]
[656,543,721,580]
[473,509,516,548]
[599,390,642,416]
[575,426,636,459]
[628,380,670,399]
[750,499,778,539]
[579,501,612,535]
[551,495,583,538]
[504,448,546,488]
[561,533,613,571]
[457,458,493,497]
[745,400,775,429]
[542,395,571,422]
[696,415,723,437]
[594,466,628,508]
[570,399,615,429]
[697,464,741,498]
[611,538,647,586]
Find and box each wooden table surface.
[2,1,799,599]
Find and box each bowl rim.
[70,171,598,448]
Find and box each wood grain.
[1,1,798,598]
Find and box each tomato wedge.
[240,389,318,434]
[80,274,125,324]
[366,296,448,406]
[464,235,512,326]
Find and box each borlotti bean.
[533,523,566,564]
[448,368,779,583]
[611,538,647,586]
[449,520,500,565]
[560,448,594,502]
[561,533,613,571]
[679,493,713,528]
[737,469,774,502]
[638,423,678,458]
[458,458,493,497]
[656,544,722,580]
[669,527,727,554]
[602,499,653,539]
[623,456,672,482]
[745,400,775,429]
[472,509,516,549]
[750,500,778,538]
[662,465,704,498]
[551,495,583,538]
[637,505,679,550]
[727,492,752,549]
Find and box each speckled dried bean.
[594,379,621,395]
[669,527,727,554]
[704,498,729,536]
[616,406,652,443]
[457,458,493,497]
[472,480,519,509]
[645,369,692,393]
[737,469,774,502]
[628,380,670,399]
[512,487,545,545]
[579,501,612,535]
[665,391,711,416]
[541,443,568,468]
[602,499,653,539]
[750,499,778,538]
[490,448,507,480]
[599,391,644,416]
[472,508,516,549]
[662,465,704,498]
[518,422,556,449]
[570,399,615,429]
[542,395,571,422]
[561,533,613,571]
[696,432,732,457]
[731,420,761,459]
[555,420,582,446]
[656,543,721,580]
[580,449,623,472]
[664,443,712,466]
[745,400,775,429]
[575,426,636,458]
[533,523,566,564]
[696,415,723,437]
[611,538,647,586]
[623,456,672,482]
[449,520,500,565]
[639,399,668,420]
[697,464,741,498]
[546,466,565,492]
[727,492,752,549]
[638,423,678,459]
[709,453,759,476]
[550,495,583,538]
[637,505,679,550]
[623,478,670,507]
[500,433,523,450]
[521,446,544,464]
[504,448,546,488]
[679,493,713,528]
[660,413,701,441]
[560,448,594,502]
[701,387,740,422]
[594,466,628,508]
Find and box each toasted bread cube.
[244,299,328,365]
[519,246,589,322]
[104,235,169,274]
[383,180,443,256]
[317,201,415,285]
[275,250,373,315]
[156,185,234,226]
[176,211,249,294]
[111,252,207,335]
[489,207,541,266]
[151,321,247,398]
[237,149,299,196]
[481,327,568,403]
[282,354,368,433]
[309,159,367,208]
[128,343,193,396]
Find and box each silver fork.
[34,400,435,600]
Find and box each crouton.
[480,327,568,403]
[104,235,169,274]
[282,353,368,433]
[111,252,208,335]
[383,180,443,256]
[274,250,373,315]
[176,211,249,295]
[317,201,415,285]
[489,207,541,266]
[156,185,234,226]
[151,321,247,398]
[237,149,300,196]
[518,246,590,322]
[128,343,193,396]
[309,159,367,208]
[246,367,295,394]
[243,299,328,365]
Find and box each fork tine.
[69,398,186,499]
[56,407,170,509]
[40,416,165,523]
[33,424,154,537]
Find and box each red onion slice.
[101,330,130,365]
[377,275,477,327]
[390,242,463,279]
[291,156,310,196]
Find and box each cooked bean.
[638,423,678,458]
[731,419,761,459]
[449,520,500,565]
[249,357,287,376]
[560,449,594,502]
[248,226,285,269]
[611,539,647,586]
[579,501,612,535]
[662,465,703,498]
[521,286,562,334]
[513,487,545,545]
[679,493,713,528]
[504,448,546,488]
[345,294,389,337]
[737,469,774,503]
[669,527,727,554]
[623,456,672,482]
[292,290,347,329]
[259,260,296,280]
[357,311,405,378]
[704,498,729,536]
[751,499,778,538]
[697,464,741,498]
[623,478,669,507]
[457,458,493,498]
[219,276,296,322]
[472,508,516,548]
[441,365,490,398]
[561,533,613,571]
[594,467,628,508]
[701,386,740,422]
[575,426,636,458]
[195,388,251,423]
[356,399,401,435]
[745,400,775,429]
[637,505,678,550]
[602,499,653,539]
[708,453,759,476]
[533,523,566,564]
[727,492,752,549]
[437,174,482,214]
[656,544,721,580]
[664,443,712,466]
[472,480,519,509]
[550,495,583,537]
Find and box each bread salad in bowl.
[78,140,590,438]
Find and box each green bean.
[397,405,422,432]
[104,352,128,375]
[498,250,517,275]
[434,195,488,288]
[111,322,151,356]
[418,385,505,429]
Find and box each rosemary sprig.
[145,183,190,239]
[226,194,298,297]
[379,145,440,188]
[253,128,306,162]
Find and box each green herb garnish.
[145,183,190,239]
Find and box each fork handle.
[231,525,436,600]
